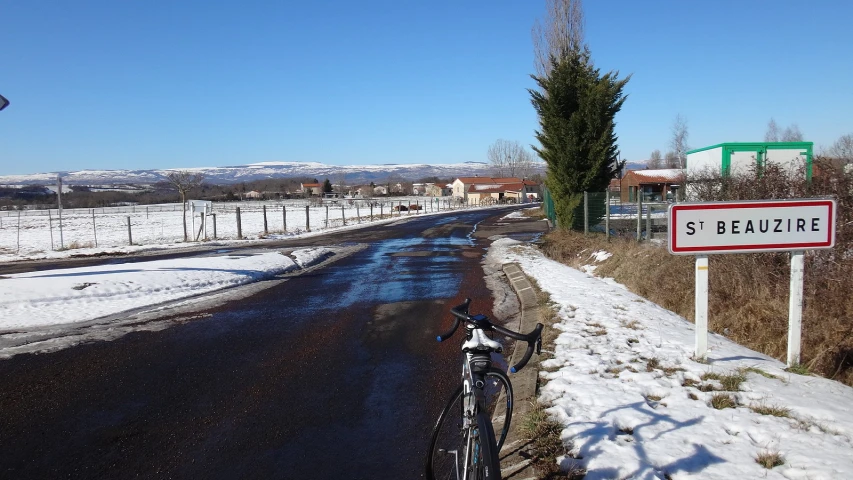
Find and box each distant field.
[0,196,472,259]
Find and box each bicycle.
[426,298,543,480]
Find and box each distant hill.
[0,161,507,186]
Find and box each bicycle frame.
[458,325,502,480]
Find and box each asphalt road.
[0,206,548,479]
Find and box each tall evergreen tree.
[322,178,333,193]
[530,50,629,229]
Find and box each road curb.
[496,263,541,479]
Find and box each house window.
[628,186,637,202]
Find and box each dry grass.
[539,214,853,387]
[522,402,579,479]
[755,450,785,469]
[701,372,747,391]
[749,403,791,418]
[709,393,738,409]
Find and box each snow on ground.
[0,248,330,330]
[490,238,853,480]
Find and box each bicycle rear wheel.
[426,369,512,480]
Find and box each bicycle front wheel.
[426,369,511,480]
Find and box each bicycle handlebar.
[437,298,543,373]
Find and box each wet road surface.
[0,207,548,479]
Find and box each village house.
[452,177,540,204]
[618,169,684,203]
[300,182,323,196]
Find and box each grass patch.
[538,220,853,387]
[755,450,784,469]
[621,319,642,330]
[741,367,779,380]
[700,371,746,391]
[709,393,737,409]
[749,403,791,418]
[522,402,574,479]
[785,363,810,375]
[645,357,661,372]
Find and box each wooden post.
[646,205,652,240]
[356,204,361,223]
[92,210,98,247]
[263,205,268,234]
[127,216,133,245]
[212,214,217,239]
[325,205,329,228]
[370,203,374,222]
[236,207,243,239]
[305,205,310,231]
[282,206,287,232]
[341,205,346,226]
[788,251,805,366]
[17,211,21,253]
[48,210,54,250]
[636,194,643,241]
[583,191,589,235]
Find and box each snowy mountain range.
[0,161,499,186]
[0,160,646,187]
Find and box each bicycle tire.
[475,408,501,479]
[426,369,512,480]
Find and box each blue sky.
[1,0,851,175]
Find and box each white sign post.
[668,199,836,364]
[188,200,213,241]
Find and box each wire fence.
[0,196,492,256]
[544,188,671,240]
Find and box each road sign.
[668,199,836,255]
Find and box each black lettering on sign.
[812,218,820,231]
[687,221,695,235]
[760,220,769,233]
[732,220,740,234]
[717,221,726,234]
[797,218,806,232]
[774,219,783,232]
[745,220,754,233]
[788,219,792,232]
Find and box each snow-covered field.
[0,197,474,262]
[490,238,853,480]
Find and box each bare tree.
[165,171,205,242]
[647,149,663,169]
[828,133,853,161]
[765,118,803,142]
[669,114,690,169]
[765,118,780,142]
[487,139,536,178]
[664,151,680,169]
[781,124,804,142]
[532,0,585,77]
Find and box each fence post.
[17,211,21,253]
[92,209,98,247]
[282,206,287,233]
[58,208,64,249]
[48,210,55,250]
[146,206,149,219]
[646,205,652,240]
[341,205,346,226]
[212,213,217,239]
[263,205,268,234]
[325,205,329,228]
[305,205,310,231]
[636,194,643,242]
[236,207,243,239]
[127,216,133,245]
[380,203,383,218]
[583,191,589,235]
[356,204,360,223]
[605,189,610,242]
[370,203,374,222]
